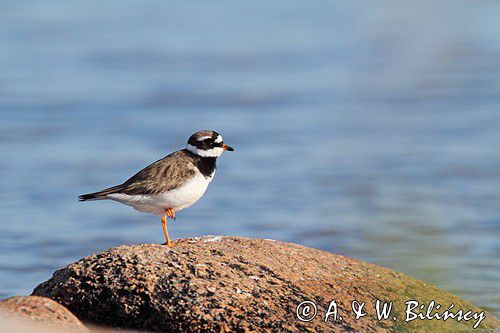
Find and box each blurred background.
[0,1,499,316]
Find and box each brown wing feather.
[79,150,197,201]
[118,150,197,195]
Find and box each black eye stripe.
[206,139,224,147]
[199,139,223,148]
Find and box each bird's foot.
[165,208,176,220]
[162,240,175,247]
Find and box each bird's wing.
[101,150,198,197]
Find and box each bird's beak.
[222,143,234,151]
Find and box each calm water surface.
[0,1,499,316]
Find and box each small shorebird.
[78,130,234,246]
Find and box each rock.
[0,312,66,333]
[32,236,498,332]
[0,296,89,332]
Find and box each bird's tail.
[78,191,107,201]
[78,185,124,202]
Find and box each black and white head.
[186,130,234,157]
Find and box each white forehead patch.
[197,135,212,141]
[215,135,223,143]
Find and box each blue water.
[1,1,499,317]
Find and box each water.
[1,1,499,316]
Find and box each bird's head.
[186,130,234,157]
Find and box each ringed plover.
[78,130,234,246]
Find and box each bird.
[78,130,234,246]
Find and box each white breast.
[107,170,215,216]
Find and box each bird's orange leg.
[161,216,172,247]
[161,208,176,247]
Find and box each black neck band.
[185,149,217,177]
